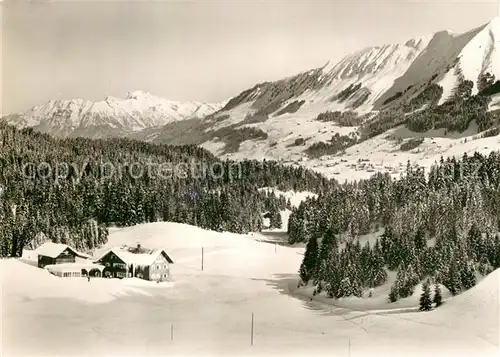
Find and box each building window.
[105,262,110,267]
[116,272,126,278]
[63,272,71,277]
[163,273,167,278]
[114,263,126,269]
[163,265,167,269]
[156,265,160,270]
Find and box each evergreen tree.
[337,277,359,298]
[433,282,443,307]
[419,278,433,311]
[269,208,283,229]
[389,282,399,303]
[478,72,496,93]
[414,227,427,251]
[460,261,476,290]
[315,228,339,288]
[396,263,420,298]
[299,236,319,284]
[467,223,483,261]
[443,259,462,296]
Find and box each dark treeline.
[0,124,333,257]
[291,152,500,301]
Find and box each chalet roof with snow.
[96,248,174,266]
[36,242,90,259]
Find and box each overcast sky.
[2,0,498,113]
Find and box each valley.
[2,10,500,357]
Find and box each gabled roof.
[36,242,89,259]
[96,248,174,266]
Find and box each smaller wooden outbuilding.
[36,242,90,268]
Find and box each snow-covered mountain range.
[2,90,226,138]
[149,17,500,181]
[2,17,499,181]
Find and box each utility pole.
[250,312,254,346]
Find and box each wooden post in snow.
[170,323,174,341]
[201,247,204,271]
[275,243,277,253]
[250,312,254,346]
[348,338,351,357]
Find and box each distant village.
[34,241,174,281]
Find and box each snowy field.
[2,221,499,357]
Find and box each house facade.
[35,241,104,277]
[97,248,174,281]
[36,242,89,268]
[148,252,172,281]
[34,242,174,282]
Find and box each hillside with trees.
[291,152,500,301]
[0,123,332,257]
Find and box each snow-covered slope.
[2,91,226,138]
[413,267,499,345]
[434,17,500,104]
[453,17,500,96]
[2,222,499,356]
[315,35,432,111]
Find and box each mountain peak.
[488,15,500,24]
[486,15,500,30]
[2,92,226,138]
[126,90,153,100]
